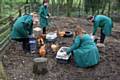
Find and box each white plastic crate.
[56,47,71,62]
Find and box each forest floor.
[2,17,120,80]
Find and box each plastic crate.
[56,47,71,64]
[46,32,57,42]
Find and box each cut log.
[33,57,48,75]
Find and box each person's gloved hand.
[48,13,51,17]
[91,35,95,40]
[46,16,49,19]
[90,33,95,40]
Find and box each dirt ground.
[2,17,120,80]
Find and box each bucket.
[29,38,37,53]
[46,32,57,42]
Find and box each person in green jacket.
[67,26,100,68]
[11,14,33,53]
[88,15,113,44]
[39,0,49,34]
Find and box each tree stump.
[33,57,48,75]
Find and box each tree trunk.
[101,0,107,14]
[0,0,4,17]
[33,57,48,75]
[67,0,73,17]
[84,0,91,14]
[57,0,62,16]
[26,0,29,4]
[108,0,111,16]
[51,0,56,16]
[78,0,81,17]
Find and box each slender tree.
[51,0,56,15]
[108,0,111,16]
[57,0,60,16]
[26,0,29,4]
[78,0,81,17]
[66,0,73,16]
[0,0,4,17]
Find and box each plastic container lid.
[33,57,48,63]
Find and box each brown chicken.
[51,44,59,52]
[39,45,46,57]
[59,31,65,37]
[37,34,45,45]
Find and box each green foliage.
[0,0,120,18]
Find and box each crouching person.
[10,14,33,53]
[67,25,100,68]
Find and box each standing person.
[88,15,113,45]
[11,14,33,53]
[39,0,49,34]
[66,25,100,68]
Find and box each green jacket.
[11,15,33,39]
[67,34,100,68]
[93,15,113,36]
[39,5,48,28]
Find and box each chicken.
[39,45,46,57]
